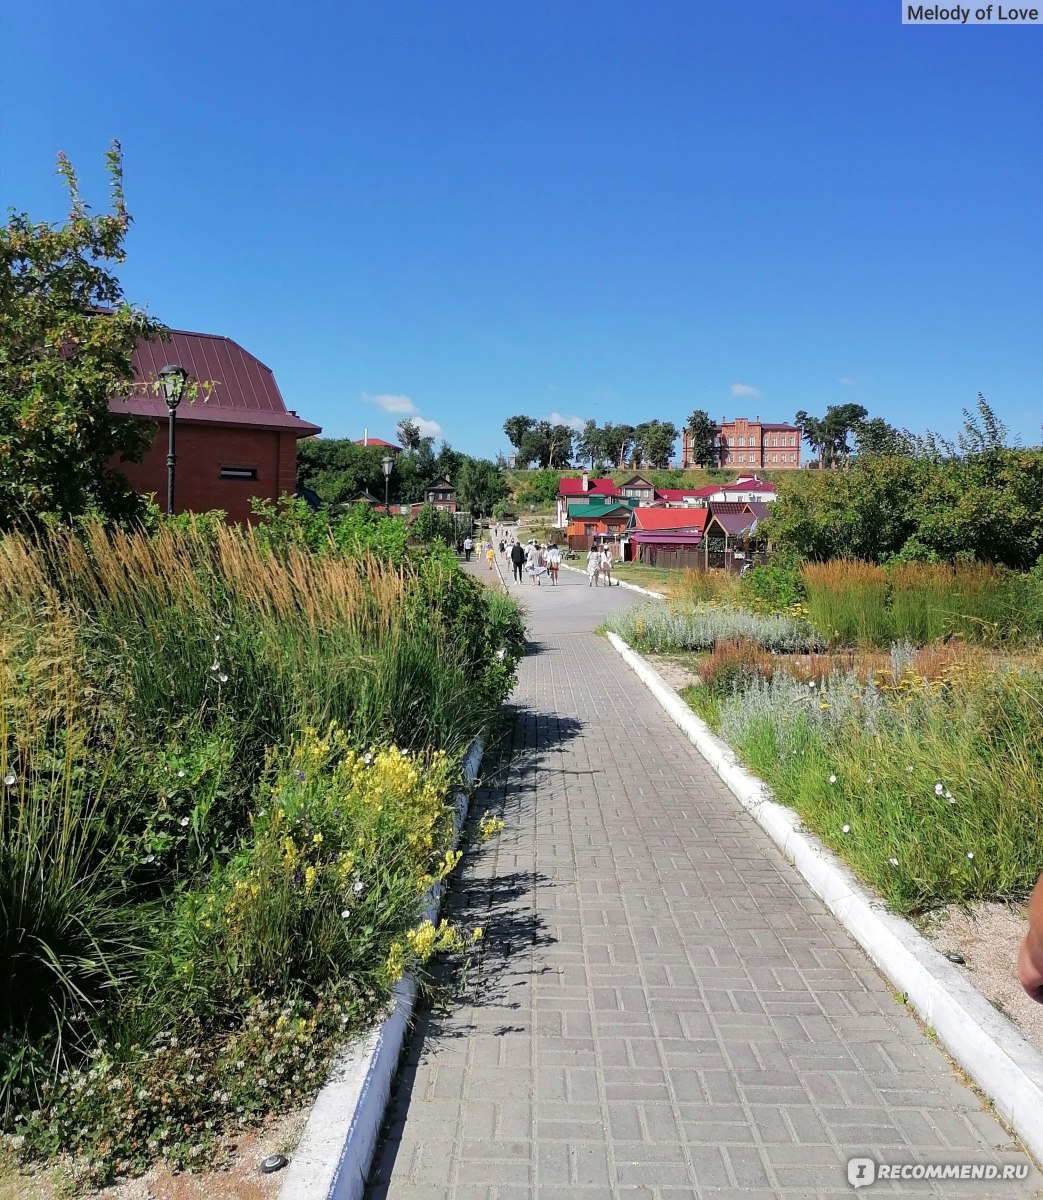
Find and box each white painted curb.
[606,630,1043,1165]
[559,561,665,599]
[279,736,485,1200]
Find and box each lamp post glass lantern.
[158,364,188,516]
[381,454,393,514]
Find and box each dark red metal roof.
[112,328,321,437]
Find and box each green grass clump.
[700,661,1043,913]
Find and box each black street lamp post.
[382,454,393,515]
[159,364,188,515]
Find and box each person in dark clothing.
[509,540,526,583]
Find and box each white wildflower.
[180,816,190,827]
[842,824,851,834]
[966,851,974,860]
[934,782,944,796]
[829,773,837,784]
[888,857,899,868]
[3,772,16,787]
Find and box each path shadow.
[364,707,566,1196]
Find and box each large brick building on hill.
[681,416,802,470]
[111,328,320,524]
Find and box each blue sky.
[2,1,1040,458]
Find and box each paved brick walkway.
[368,565,1038,1198]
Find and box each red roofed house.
[555,472,622,528]
[111,328,320,524]
[354,431,402,454]
[626,507,709,568]
[681,417,802,470]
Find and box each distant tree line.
[503,416,680,470]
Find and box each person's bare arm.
[1017,872,1043,1003]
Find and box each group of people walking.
[505,537,561,586]
[466,530,617,590]
[585,544,614,587]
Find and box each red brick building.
[681,417,802,470]
[111,329,320,524]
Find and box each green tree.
[634,420,678,469]
[296,439,389,505]
[797,405,868,469]
[575,419,605,470]
[411,501,456,544]
[685,409,718,467]
[547,422,574,468]
[852,417,911,458]
[601,422,634,468]
[518,424,549,468]
[433,440,463,481]
[456,458,508,517]
[396,418,422,451]
[0,142,169,529]
[503,415,535,451]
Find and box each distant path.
[367,561,1036,1198]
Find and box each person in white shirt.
[586,546,601,587]
[546,543,561,585]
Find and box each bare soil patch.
[1,1110,307,1200]
[95,1109,307,1200]
[646,653,701,693]
[920,902,1043,1054]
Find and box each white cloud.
[365,392,418,415]
[730,383,761,399]
[547,411,586,433]
[414,417,444,440]
[362,392,443,440]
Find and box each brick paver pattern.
[367,563,1039,1198]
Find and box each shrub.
[740,563,805,612]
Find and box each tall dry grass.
[801,561,890,646]
[800,559,1043,647]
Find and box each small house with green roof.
[566,499,633,549]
